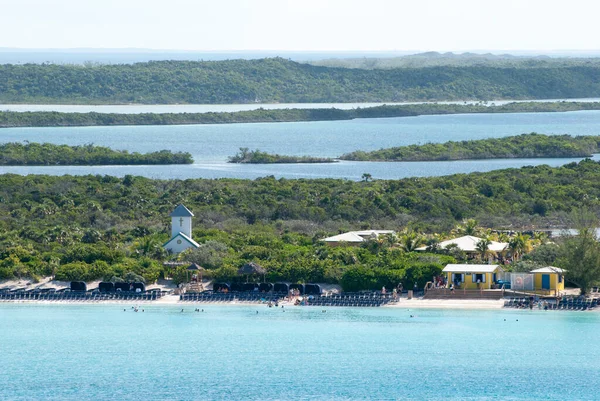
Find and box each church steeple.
[170,204,193,239]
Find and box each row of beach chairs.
[180,291,284,303]
[0,288,164,301]
[305,292,397,307]
[504,297,599,311]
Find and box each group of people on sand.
[381,284,403,300]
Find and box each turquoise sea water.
[0,304,598,400]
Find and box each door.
[541,274,550,290]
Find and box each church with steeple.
[162,204,200,254]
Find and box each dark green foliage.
[0,142,193,165]
[340,133,600,161]
[1,101,600,128]
[1,59,600,104]
[3,160,600,286]
[228,148,336,164]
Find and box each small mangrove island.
[340,133,600,162]
[1,101,600,128]
[228,148,336,164]
[0,142,193,165]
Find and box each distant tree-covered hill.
[308,51,600,69]
[2,58,600,104]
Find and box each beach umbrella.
[238,262,266,282]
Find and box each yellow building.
[530,266,565,294]
[442,264,503,290]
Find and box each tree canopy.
[2,58,600,104]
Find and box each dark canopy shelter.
[187,263,205,280]
[114,282,131,292]
[243,283,260,292]
[230,282,244,292]
[259,283,274,292]
[132,282,146,292]
[289,283,305,295]
[70,281,87,292]
[274,283,289,293]
[304,284,322,295]
[212,283,231,292]
[238,262,266,282]
[98,282,115,293]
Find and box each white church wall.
[171,216,192,238]
[164,236,194,254]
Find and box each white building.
[321,230,396,246]
[162,204,200,254]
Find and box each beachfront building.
[530,266,565,294]
[442,264,504,290]
[162,204,200,254]
[321,230,396,246]
[416,235,508,259]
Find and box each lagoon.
[0,304,598,400]
[1,110,600,180]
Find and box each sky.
[1,0,599,52]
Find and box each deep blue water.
[0,304,598,400]
[1,110,600,180]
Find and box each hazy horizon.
[3,0,600,52]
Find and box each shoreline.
[2,296,598,312]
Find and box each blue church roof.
[169,204,194,217]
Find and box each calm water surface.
[1,110,600,180]
[0,304,598,400]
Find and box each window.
[452,273,464,283]
[177,239,182,245]
[472,273,486,283]
[558,275,563,283]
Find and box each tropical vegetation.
[228,148,335,164]
[2,58,600,104]
[0,142,193,165]
[1,159,600,289]
[1,102,600,128]
[340,133,600,161]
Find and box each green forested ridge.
[340,134,600,161]
[2,58,600,104]
[1,101,600,128]
[0,142,193,165]
[308,52,600,69]
[228,148,336,164]
[1,160,600,285]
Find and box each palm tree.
[456,219,479,236]
[399,230,425,252]
[531,231,548,247]
[508,233,532,261]
[476,237,492,262]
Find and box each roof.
[170,204,194,217]
[416,235,508,252]
[530,266,566,274]
[321,232,367,243]
[187,263,205,271]
[162,232,200,248]
[352,230,395,237]
[238,262,266,275]
[442,264,502,273]
[321,230,396,243]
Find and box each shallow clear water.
[0,304,598,400]
[1,110,600,180]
